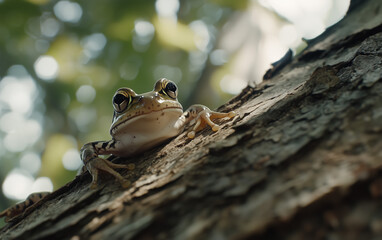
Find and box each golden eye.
[163,81,178,99]
[112,89,132,113]
[154,78,178,99]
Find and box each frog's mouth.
[110,106,183,135]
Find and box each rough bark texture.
[2,0,382,239]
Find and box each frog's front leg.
[182,104,235,139]
[80,140,134,189]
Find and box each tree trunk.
[2,0,382,239]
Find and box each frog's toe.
[120,179,131,188]
[187,131,196,139]
[88,165,100,189]
[87,157,131,189]
[127,163,135,170]
[212,125,220,131]
[228,111,236,118]
[105,160,131,169]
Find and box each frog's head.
[110,78,183,136]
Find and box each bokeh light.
[259,0,350,39]
[53,1,82,23]
[69,107,97,132]
[2,115,42,152]
[40,17,60,38]
[31,177,54,193]
[220,75,247,95]
[155,0,179,19]
[134,20,155,38]
[82,33,107,59]
[133,20,155,52]
[2,169,34,200]
[189,20,211,52]
[0,77,35,114]
[76,85,96,104]
[19,152,42,175]
[34,55,59,81]
[62,148,82,171]
[210,49,229,66]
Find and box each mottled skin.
[81,78,235,189]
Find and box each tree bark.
[2,0,382,239]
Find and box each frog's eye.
[113,92,132,113]
[154,78,178,99]
[163,81,178,99]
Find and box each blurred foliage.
[0,0,250,214]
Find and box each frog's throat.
[110,106,183,135]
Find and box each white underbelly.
[111,109,182,157]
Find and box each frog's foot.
[86,158,133,189]
[187,109,236,139]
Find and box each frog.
[80,78,235,189]
[0,78,235,223]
